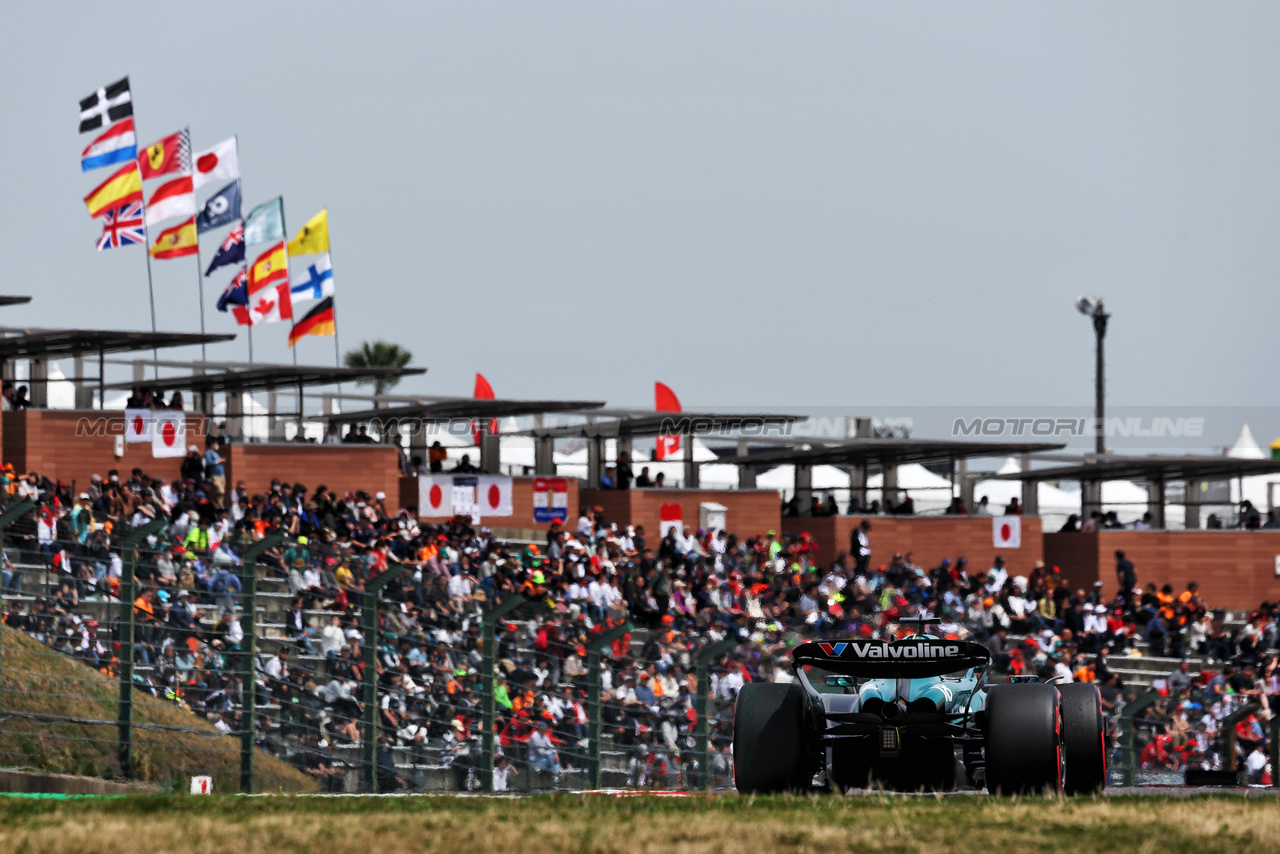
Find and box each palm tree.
[343,340,414,396]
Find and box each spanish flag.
[84,162,142,218]
[248,241,289,292]
[287,208,329,255]
[288,297,335,347]
[150,217,198,259]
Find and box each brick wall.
[226,443,402,500]
[1,410,182,489]
[784,515,1045,575]
[1045,531,1280,611]
[579,488,782,539]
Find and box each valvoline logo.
[817,641,963,659]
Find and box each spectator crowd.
[0,449,1277,790]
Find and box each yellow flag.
[287,208,329,255]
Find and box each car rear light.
[880,727,899,752]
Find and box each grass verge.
[0,625,316,794]
[0,793,1277,854]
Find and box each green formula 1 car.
[733,622,1107,794]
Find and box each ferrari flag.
[138,129,191,180]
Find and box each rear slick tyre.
[1060,683,1107,794]
[733,682,810,794]
[985,684,1064,795]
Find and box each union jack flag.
[96,201,145,251]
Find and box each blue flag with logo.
[196,181,241,234]
[243,196,284,245]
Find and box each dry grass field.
[0,793,1277,854]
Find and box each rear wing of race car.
[792,637,991,679]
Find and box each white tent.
[1228,424,1280,513]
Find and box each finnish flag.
[290,253,334,300]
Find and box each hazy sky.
[3,2,1279,437]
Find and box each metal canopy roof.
[0,296,32,307]
[992,455,1280,483]
[531,412,802,439]
[725,438,1067,468]
[0,327,234,360]
[322,398,606,424]
[104,364,426,394]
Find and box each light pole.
[1076,296,1109,456]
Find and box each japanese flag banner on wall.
[151,411,186,458]
[477,476,513,517]
[993,515,1021,548]
[124,408,151,443]
[659,503,683,538]
[418,475,452,516]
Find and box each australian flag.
[205,222,245,276]
[96,202,145,251]
[217,268,248,313]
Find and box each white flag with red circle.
[151,411,186,458]
[418,475,452,516]
[124,408,151,443]
[659,502,683,538]
[993,515,1021,549]
[477,476,513,517]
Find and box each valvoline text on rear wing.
[792,638,990,678]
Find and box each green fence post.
[1220,702,1262,778]
[479,594,530,793]
[694,638,738,790]
[1271,717,1279,789]
[361,564,410,793]
[585,621,633,789]
[116,519,168,780]
[237,531,284,794]
[0,498,36,715]
[1118,689,1161,787]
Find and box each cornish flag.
[96,202,145,251]
[993,516,1021,549]
[124,408,151,443]
[151,411,186,459]
[79,76,132,133]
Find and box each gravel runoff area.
[1,792,1279,853]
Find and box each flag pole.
[189,128,207,362]
[280,201,297,367]
[326,207,343,391]
[131,76,159,380]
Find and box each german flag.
[288,297,335,347]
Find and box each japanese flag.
[418,475,452,516]
[993,515,1021,549]
[124,408,151,443]
[192,137,239,189]
[477,476,513,517]
[152,411,186,458]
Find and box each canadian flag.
[993,516,1021,549]
[477,476,513,517]
[418,475,452,516]
[151,411,186,458]
[124,408,151,443]
[659,502,683,538]
[232,282,293,326]
[654,381,682,461]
